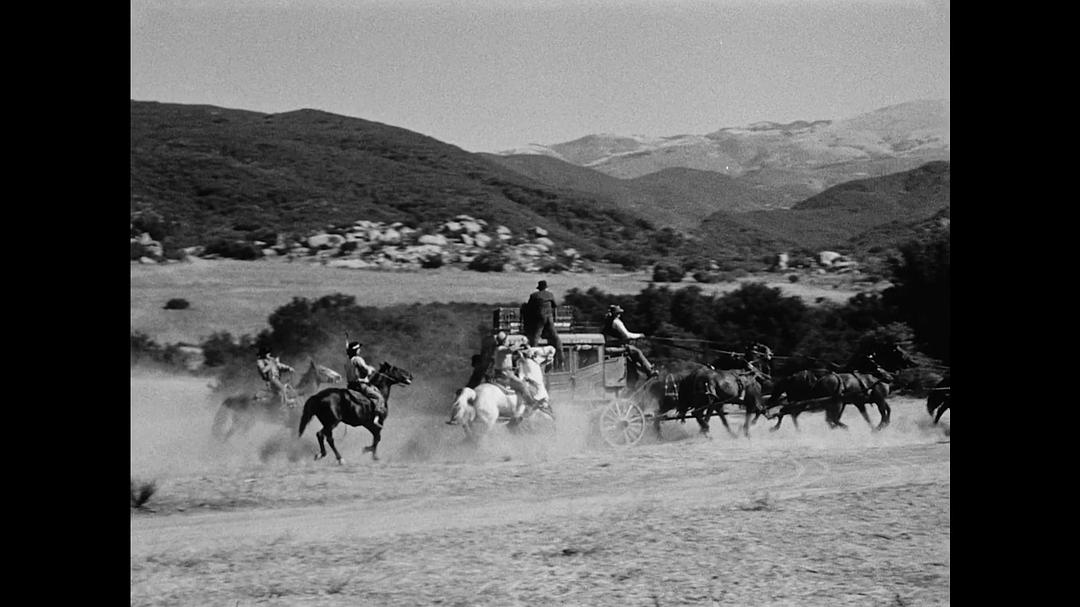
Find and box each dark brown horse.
[298,362,413,463]
[211,358,342,441]
[927,375,950,424]
[762,344,917,431]
[645,362,769,440]
[761,367,847,430]
[836,354,898,431]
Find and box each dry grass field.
[130,371,949,607]
[131,260,945,606]
[130,259,879,344]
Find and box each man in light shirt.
[602,305,658,378]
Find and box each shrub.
[693,271,721,284]
[468,250,510,272]
[651,262,684,283]
[204,239,263,260]
[420,253,445,269]
[130,241,152,260]
[163,298,190,310]
[130,479,157,509]
[606,250,645,271]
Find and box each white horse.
[448,345,555,442]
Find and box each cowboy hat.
[607,304,624,315]
[537,280,548,289]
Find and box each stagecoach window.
[578,348,599,368]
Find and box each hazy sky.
[131,0,949,153]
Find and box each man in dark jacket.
[522,280,564,368]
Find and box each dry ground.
[130,259,882,344]
[131,373,949,606]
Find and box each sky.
[130,0,949,153]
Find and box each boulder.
[418,234,449,246]
[473,233,493,248]
[818,251,843,267]
[309,233,346,249]
[461,221,482,234]
[531,226,549,237]
[443,221,462,233]
[379,229,402,244]
[139,256,157,264]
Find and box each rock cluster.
[149,215,591,273]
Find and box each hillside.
[130,101,658,257]
[689,161,950,260]
[482,154,788,231]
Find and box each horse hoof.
[336,458,345,465]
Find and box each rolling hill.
[130,101,659,257]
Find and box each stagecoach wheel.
[598,399,646,448]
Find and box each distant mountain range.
[495,99,949,213]
[130,100,949,267]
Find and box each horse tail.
[298,394,317,437]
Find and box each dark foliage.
[163,298,190,310]
[882,227,950,363]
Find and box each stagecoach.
[491,306,656,447]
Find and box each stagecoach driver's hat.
[608,304,624,315]
[346,341,363,354]
[257,345,272,357]
[537,280,548,290]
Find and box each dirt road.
[131,374,949,606]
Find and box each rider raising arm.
[256,346,295,410]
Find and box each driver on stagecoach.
[256,346,295,410]
[345,339,387,428]
[491,330,539,408]
[602,305,659,379]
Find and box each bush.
[468,250,510,272]
[204,239,263,260]
[163,298,190,310]
[605,250,646,271]
[420,253,445,269]
[130,478,157,509]
[130,241,152,260]
[651,262,684,283]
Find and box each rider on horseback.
[491,330,539,409]
[345,340,386,429]
[256,346,295,410]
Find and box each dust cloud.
[131,368,949,481]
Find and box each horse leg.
[934,403,948,424]
[826,399,848,430]
[694,407,711,439]
[362,425,381,461]
[713,404,738,439]
[652,416,664,441]
[322,423,345,464]
[873,394,891,431]
[314,429,329,461]
[852,402,874,429]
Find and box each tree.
[882,228,950,363]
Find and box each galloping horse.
[646,360,769,440]
[298,361,413,463]
[447,345,555,443]
[763,344,917,431]
[836,353,897,431]
[927,375,950,424]
[211,358,342,441]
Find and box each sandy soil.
[130,259,884,344]
[131,373,949,606]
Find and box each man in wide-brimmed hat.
[602,304,658,378]
[521,279,564,367]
